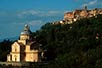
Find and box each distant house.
[7,25,42,62]
[51,6,102,25]
[63,6,102,24]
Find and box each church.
[7,25,42,62]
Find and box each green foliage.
[33,14,102,68]
[0,14,102,68]
[0,40,13,61]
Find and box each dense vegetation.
[0,14,102,68]
[34,14,102,68]
[0,40,13,61]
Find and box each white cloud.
[8,10,63,27]
[28,20,43,26]
[38,11,63,17]
[12,22,25,25]
[20,10,40,15]
[17,10,40,18]
[17,10,64,17]
[82,0,98,7]
[89,0,97,5]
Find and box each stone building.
[63,6,102,24]
[7,25,42,62]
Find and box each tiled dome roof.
[21,24,31,35]
[21,31,30,35]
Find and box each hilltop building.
[7,25,42,62]
[53,6,102,24]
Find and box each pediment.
[12,42,20,47]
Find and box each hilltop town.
[0,6,102,68]
[53,6,102,24]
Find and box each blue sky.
[0,0,102,40]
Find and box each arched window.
[14,55,17,61]
[15,47,17,52]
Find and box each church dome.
[20,24,31,35]
[21,31,30,35]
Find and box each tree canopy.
[0,14,102,68]
[33,14,102,68]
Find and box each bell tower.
[84,5,87,10]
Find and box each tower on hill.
[84,5,87,10]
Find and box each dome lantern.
[21,24,31,35]
[20,24,32,40]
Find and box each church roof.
[21,31,31,35]
[21,24,32,35]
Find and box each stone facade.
[7,25,42,62]
[63,6,102,24]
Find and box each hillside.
[0,14,102,68]
[33,14,102,68]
